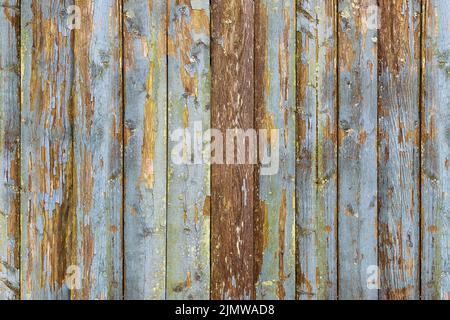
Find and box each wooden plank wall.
[0,0,449,300]
[211,0,255,300]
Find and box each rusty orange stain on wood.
[202,196,211,217]
[140,63,157,189]
[186,271,192,289]
[385,285,414,300]
[358,129,367,145]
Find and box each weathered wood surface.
[211,0,255,300]
[0,0,20,300]
[254,0,296,300]
[167,0,210,300]
[21,0,75,299]
[123,0,167,300]
[72,0,123,300]
[378,0,421,300]
[421,0,450,300]
[338,0,378,300]
[1,0,450,301]
[20,0,123,300]
[296,0,338,300]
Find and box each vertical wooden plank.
[72,0,123,299]
[123,0,167,299]
[421,0,450,300]
[378,0,421,300]
[296,0,338,300]
[21,0,74,299]
[211,0,255,300]
[0,0,20,300]
[254,0,296,300]
[167,0,210,300]
[337,0,378,299]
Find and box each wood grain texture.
[378,0,421,300]
[337,0,378,300]
[0,0,20,300]
[167,0,210,300]
[123,0,167,299]
[296,0,338,300]
[6,1,450,301]
[21,0,75,299]
[421,0,450,300]
[211,0,255,300]
[254,0,296,300]
[71,0,123,300]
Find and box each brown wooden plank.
[211,0,255,300]
[378,0,421,300]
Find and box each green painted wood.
[254,0,296,300]
[167,0,210,300]
[337,0,378,300]
[421,0,450,300]
[123,0,167,299]
[0,0,20,300]
[71,0,123,300]
[20,0,75,299]
[378,0,421,300]
[296,0,338,300]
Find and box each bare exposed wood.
[211,0,255,300]
[378,0,421,300]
